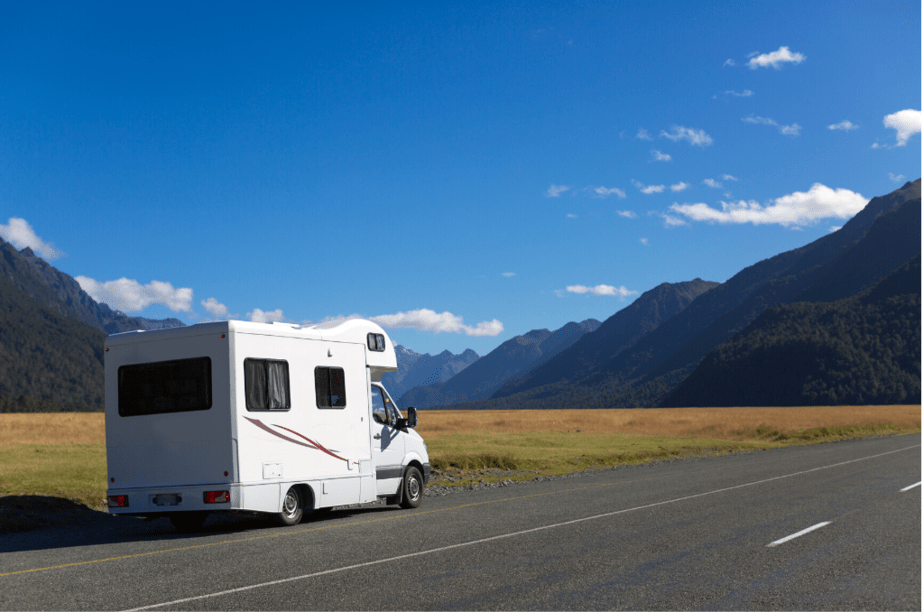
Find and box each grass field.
[0,406,919,510]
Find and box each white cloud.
[594,186,627,198]
[636,128,653,141]
[670,182,690,192]
[202,297,233,319]
[742,116,800,137]
[640,238,649,245]
[546,184,570,197]
[828,120,859,131]
[668,183,868,228]
[566,284,638,298]
[883,109,922,146]
[719,89,754,97]
[0,217,65,261]
[368,308,503,337]
[660,125,713,146]
[747,46,806,69]
[616,210,638,218]
[632,179,665,194]
[889,172,906,182]
[722,174,738,181]
[76,276,194,313]
[247,308,287,323]
[829,226,842,233]
[661,214,688,227]
[651,149,672,162]
[702,178,723,189]
[502,272,516,277]
[723,59,736,67]
[566,213,578,218]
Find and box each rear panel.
[105,331,234,491]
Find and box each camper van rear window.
[315,367,346,408]
[118,357,212,417]
[244,359,291,411]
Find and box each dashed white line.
[124,443,920,611]
[900,481,921,492]
[767,521,832,547]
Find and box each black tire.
[274,487,304,526]
[170,511,208,533]
[399,466,423,509]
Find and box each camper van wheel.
[275,487,304,526]
[170,512,208,533]
[399,466,423,509]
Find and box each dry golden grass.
[0,413,106,446]
[416,405,921,442]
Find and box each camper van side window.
[118,357,212,417]
[245,359,290,411]
[315,367,346,409]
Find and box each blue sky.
[1,1,920,356]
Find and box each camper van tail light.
[203,491,230,504]
[108,495,129,508]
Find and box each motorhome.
[104,319,429,531]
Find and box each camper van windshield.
[118,357,212,417]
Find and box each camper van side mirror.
[407,407,418,428]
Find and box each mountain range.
[421,179,921,410]
[0,179,919,412]
[399,318,602,408]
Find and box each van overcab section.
[104,319,430,532]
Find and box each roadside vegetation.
[0,407,919,511]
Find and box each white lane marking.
[125,443,920,612]
[900,481,921,492]
[767,521,832,547]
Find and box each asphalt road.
[1,434,920,611]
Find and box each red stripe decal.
[244,417,347,462]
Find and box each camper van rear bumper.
[106,484,242,516]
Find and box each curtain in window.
[266,361,289,409]
[245,359,266,409]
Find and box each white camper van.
[104,319,429,532]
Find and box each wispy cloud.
[747,46,806,69]
[660,125,713,146]
[828,120,859,131]
[565,284,638,298]
[742,115,801,137]
[248,308,287,323]
[889,173,906,182]
[202,298,239,320]
[567,213,578,218]
[670,182,690,192]
[502,272,516,277]
[0,217,65,261]
[76,276,194,313]
[883,109,922,147]
[723,58,736,67]
[716,89,754,98]
[368,309,503,337]
[616,210,638,218]
[651,149,672,162]
[640,237,649,245]
[669,183,868,228]
[661,214,688,228]
[546,184,571,197]
[636,128,653,141]
[632,179,666,194]
[722,174,738,182]
[594,186,627,198]
[702,178,723,189]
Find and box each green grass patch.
[0,444,108,510]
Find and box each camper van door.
[370,383,405,496]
